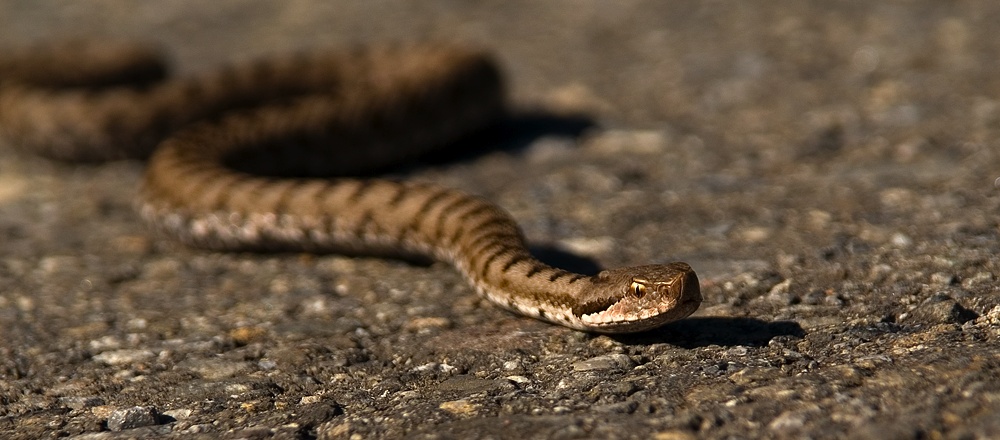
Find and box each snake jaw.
[575,263,701,333]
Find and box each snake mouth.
[576,296,678,329]
[570,296,619,318]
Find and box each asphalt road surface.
[1,2,999,438]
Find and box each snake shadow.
[609,317,806,348]
[527,244,602,275]
[229,110,595,178]
[407,110,596,168]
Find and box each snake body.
[0,40,700,333]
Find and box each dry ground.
[1,1,999,439]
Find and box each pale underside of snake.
[0,40,701,333]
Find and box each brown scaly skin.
[0,40,701,332]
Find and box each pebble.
[571,354,637,372]
[962,272,994,288]
[979,305,1000,326]
[768,405,820,432]
[901,294,979,325]
[586,129,669,155]
[299,395,322,405]
[229,326,267,345]
[183,358,254,380]
[412,362,457,374]
[558,236,615,256]
[439,399,479,415]
[890,232,913,248]
[746,383,801,401]
[0,173,28,203]
[502,360,522,371]
[403,316,453,332]
[684,383,741,405]
[725,346,750,357]
[728,367,782,385]
[161,408,192,420]
[58,396,105,410]
[506,375,530,385]
[766,279,793,302]
[92,349,155,366]
[106,406,159,431]
[591,401,639,414]
[652,431,697,440]
[434,375,511,394]
[929,272,958,286]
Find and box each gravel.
[2,1,1000,438]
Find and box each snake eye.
[631,282,646,298]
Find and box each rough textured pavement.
[2,1,1000,439]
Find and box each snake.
[0,40,701,333]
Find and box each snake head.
[573,262,701,333]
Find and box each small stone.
[106,406,159,431]
[653,431,698,440]
[161,408,192,420]
[111,235,153,255]
[609,381,639,396]
[769,409,806,431]
[229,326,267,345]
[746,383,801,401]
[558,237,615,255]
[587,129,669,155]
[766,279,792,298]
[184,358,253,380]
[404,316,453,332]
[902,294,979,325]
[890,233,912,247]
[726,346,749,357]
[929,272,958,286]
[300,395,322,405]
[317,421,352,439]
[571,354,637,372]
[439,399,479,415]
[145,259,183,279]
[819,365,865,387]
[979,305,1000,326]
[962,272,994,288]
[506,375,530,385]
[592,401,638,413]
[0,173,28,203]
[434,376,510,394]
[412,362,457,374]
[543,82,614,116]
[729,367,781,385]
[90,405,115,419]
[525,137,575,163]
[684,383,742,406]
[59,396,105,410]
[92,349,155,366]
[737,226,772,243]
[854,355,893,370]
